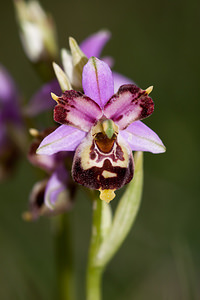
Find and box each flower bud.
[60,38,88,90]
[14,0,58,64]
[23,178,74,221]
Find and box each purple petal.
[0,65,22,125]
[25,79,61,116]
[79,30,111,58]
[112,71,134,92]
[120,121,166,153]
[82,57,114,108]
[37,125,86,155]
[44,165,68,209]
[104,84,154,130]
[0,65,19,104]
[54,90,103,131]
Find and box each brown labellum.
[72,123,134,198]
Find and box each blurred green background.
[1,0,200,299]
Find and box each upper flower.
[37,57,165,202]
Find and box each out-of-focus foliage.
[0,0,199,299]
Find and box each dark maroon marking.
[58,90,100,109]
[139,97,154,119]
[59,90,83,104]
[54,106,68,124]
[90,152,96,160]
[89,142,96,160]
[106,84,142,106]
[89,139,125,164]
[115,143,125,161]
[72,157,134,190]
[115,115,123,122]
[118,84,141,96]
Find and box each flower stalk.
[86,192,112,300]
[53,214,75,300]
[86,151,143,299]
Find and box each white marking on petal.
[102,170,117,178]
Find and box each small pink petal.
[54,90,103,132]
[79,30,111,58]
[120,121,166,153]
[37,125,86,155]
[104,84,154,130]
[82,57,114,108]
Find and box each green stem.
[53,213,75,300]
[87,266,103,300]
[86,196,104,300]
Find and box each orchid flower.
[37,57,165,203]
[24,128,74,220]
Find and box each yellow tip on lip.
[51,92,59,103]
[99,189,116,203]
[145,85,153,95]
